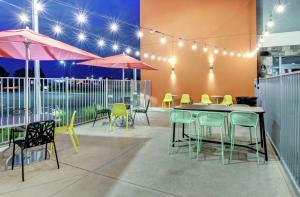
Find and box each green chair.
[168,110,195,158]
[220,95,233,106]
[162,93,173,108]
[200,94,212,104]
[229,111,260,164]
[231,104,253,142]
[196,111,227,164]
[180,94,192,105]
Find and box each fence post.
[66,78,69,124]
[105,78,108,108]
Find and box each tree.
[0,66,9,77]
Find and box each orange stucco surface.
[140,0,257,106]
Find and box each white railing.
[0,77,151,145]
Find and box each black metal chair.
[133,100,151,125]
[92,104,111,127]
[11,120,59,182]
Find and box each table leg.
[182,123,185,138]
[172,122,176,147]
[259,113,268,161]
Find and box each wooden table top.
[174,104,265,114]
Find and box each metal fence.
[257,72,300,193]
[0,77,151,145]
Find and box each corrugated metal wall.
[257,72,300,193]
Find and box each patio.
[0,110,296,197]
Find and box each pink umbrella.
[77,53,158,71]
[0,28,102,122]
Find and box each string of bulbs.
[2,0,287,64]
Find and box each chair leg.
[9,129,12,147]
[72,128,80,146]
[11,142,15,170]
[68,128,78,153]
[126,114,129,129]
[21,148,24,182]
[133,112,136,124]
[254,126,260,165]
[45,143,48,160]
[168,124,173,154]
[220,127,225,165]
[229,125,235,162]
[53,142,60,169]
[188,124,192,158]
[93,113,98,127]
[145,113,150,125]
[249,127,253,143]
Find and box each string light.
[157,56,162,61]
[110,22,119,33]
[222,49,227,55]
[263,31,269,37]
[97,39,105,47]
[163,57,167,62]
[18,13,29,24]
[77,32,86,42]
[136,30,143,38]
[178,39,184,48]
[135,51,140,57]
[267,18,274,28]
[275,2,285,13]
[230,51,235,57]
[53,24,62,35]
[125,47,132,54]
[75,11,87,25]
[214,47,219,54]
[36,1,45,13]
[191,42,198,50]
[112,43,119,51]
[203,45,208,53]
[237,53,241,57]
[143,53,149,58]
[160,35,167,44]
[151,55,156,60]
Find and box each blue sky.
[0,0,140,79]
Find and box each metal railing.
[0,77,151,145]
[256,71,300,193]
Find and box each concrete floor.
[0,110,298,197]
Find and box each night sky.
[0,0,140,79]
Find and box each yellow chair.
[162,93,173,108]
[51,111,79,153]
[180,94,192,105]
[110,103,128,130]
[200,94,212,104]
[220,95,233,106]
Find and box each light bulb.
[160,36,167,44]
[157,56,162,61]
[112,43,119,51]
[135,51,140,57]
[125,47,132,54]
[237,53,241,57]
[76,11,87,25]
[203,46,208,53]
[192,42,198,50]
[151,55,156,60]
[214,48,219,54]
[77,33,86,41]
[136,30,143,38]
[97,39,105,47]
[222,49,227,55]
[110,22,119,33]
[36,1,45,13]
[276,3,285,13]
[178,39,184,47]
[19,13,29,24]
[53,24,62,35]
[230,52,235,56]
[143,53,149,58]
[267,20,274,28]
[163,57,167,62]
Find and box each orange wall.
[140,0,257,106]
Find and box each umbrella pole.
[24,41,30,123]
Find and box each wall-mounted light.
[168,56,177,71]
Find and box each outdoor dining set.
[165,93,267,164]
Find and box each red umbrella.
[77,53,158,70]
[0,28,102,122]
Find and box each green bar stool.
[196,111,227,164]
[229,111,260,164]
[169,110,196,158]
[231,104,253,143]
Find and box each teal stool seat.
[196,111,227,164]
[229,111,260,164]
